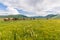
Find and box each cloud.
[7,7,19,15]
[0,3,20,15]
[0,0,60,16]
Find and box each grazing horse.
[4,18,10,21]
[12,18,19,20]
[32,18,35,20]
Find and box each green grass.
[0,19,60,40]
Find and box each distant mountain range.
[0,15,27,18]
[0,14,59,19]
[30,14,57,18]
[51,14,60,19]
[45,14,57,19]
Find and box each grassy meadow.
[0,19,60,40]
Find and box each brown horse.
[4,18,10,21]
[12,18,19,20]
[4,18,19,21]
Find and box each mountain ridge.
[0,14,58,18]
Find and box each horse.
[4,18,10,21]
[12,18,19,20]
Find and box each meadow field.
[0,19,60,40]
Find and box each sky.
[0,0,60,17]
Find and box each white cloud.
[7,7,19,15]
[0,10,8,15]
[0,0,60,16]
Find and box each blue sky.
[0,3,7,10]
[0,2,34,16]
[0,0,60,17]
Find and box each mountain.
[0,15,27,18]
[30,16,45,18]
[52,14,60,19]
[0,14,57,19]
[30,14,57,19]
[45,14,57,19]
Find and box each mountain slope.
[0,15,27,18]
[45,14,57,19]
[0,14,58,19]
[30,16,45,18]
[31,14,57,18]
[52,14,60,19]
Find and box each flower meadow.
[0,19,60,40]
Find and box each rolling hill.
[52,14,60,19]
[0,14,58,19]
[0,15,27,18]
[30,14,57,19]
[45,14,57,19]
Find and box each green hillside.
[52,14,60,19]
[0,15,27,18]
[0,14,58,19]
[45,14,57,19]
